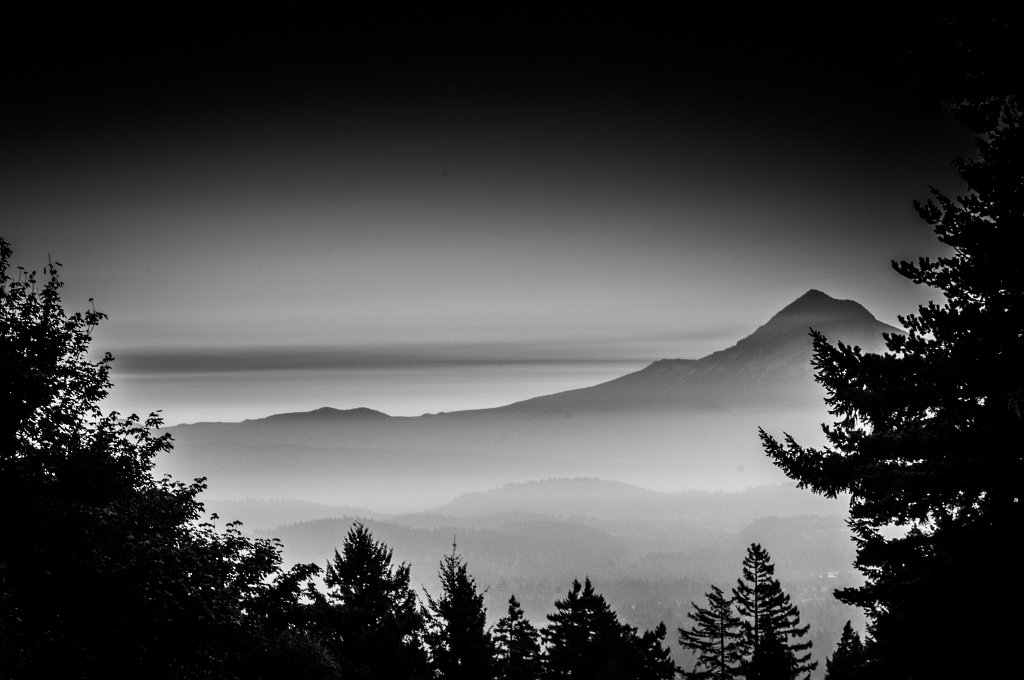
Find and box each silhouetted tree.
[315,522,432,679]
[823,621,864,680]
[745,623,794,680]
[543,578,623,679]
[423,541,497,680]
[239,560,341,680]
[493,595,543,680]
[635,622,680,680]
[732,544,814,679]
[678,585,744,679]
[543,577,677,680]
[0,238,325,679]
[760,9,1023,678]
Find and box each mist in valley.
[177,290,887,674]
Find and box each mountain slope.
[485,289,899,414]
[161,290,901,506]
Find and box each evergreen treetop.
[823,621,865,680]
[493,595,543,680]
[732,544,815,679]
[423,541,497,680]
[543,578,624,679]
[318,522,431,679]
[543,577,677,680]
[636,623,679,680]
[678,584,744,680]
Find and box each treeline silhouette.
[282,522,679,679]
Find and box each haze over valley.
[162,289,896,509]
[160,289,892,672]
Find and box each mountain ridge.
[481,289,899,415]
[171,289,899,427]
[414,477,846,526]
[159,289,901,506]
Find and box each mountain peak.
[773,289,877,323]
[793,288,830,302]
[694,289,894,378]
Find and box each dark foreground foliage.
[0,239,331,678]
[1,240,684,678]
[761,7,1023,679]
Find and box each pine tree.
[493,595,543,680]
[678,585,744,680]
[636,622,681,680]
[759,10,1022,678]
[543,577,677,680]
[823,621,865,680]
[732,544,815,679]
[317,523,431,679]
[423,541,497,680]
[745,623,794,680]
[543,578,628,679]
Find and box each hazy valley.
[162,290,897,509]
[162,289,894,674]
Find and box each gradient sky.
[2,9,974,382]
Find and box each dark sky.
[2,8,973,368]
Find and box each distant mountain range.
[161,290,899,510]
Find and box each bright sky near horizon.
[1,9,973,420]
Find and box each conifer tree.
[317,523,431,679]
[636,622,681,680]
[493,595,543,680]
[823,621,865,680]
[423,541,497,680]
[543,577,677,680]
[759,9,1022,678]
[732,544,815,679]
[543,578,628,679]
[745,623,794,680]
[678,585,744,680]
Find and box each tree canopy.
[0,239,326,678]
[823,621,865,680]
